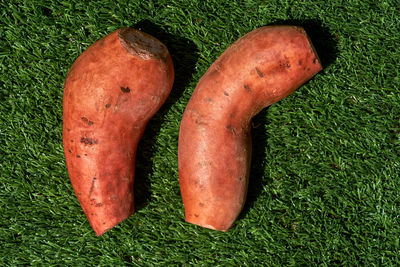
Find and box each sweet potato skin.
[178,26,322,231]
[63,28,174,236]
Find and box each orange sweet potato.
[63,28,174,236]
[178,25,322,231]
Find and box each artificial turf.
[1,0,399,265]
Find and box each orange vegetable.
[178,26,322,231]
[63,28,174,236]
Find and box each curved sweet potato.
[178,26,322,231]
[63,28,174,236]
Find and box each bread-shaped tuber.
[178,26,322,231]
[63,28,174,236]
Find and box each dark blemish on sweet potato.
[68,149,72,153]
[84,153,87,156]
[191,110,208,126]
[223,91,229,96]
[199,202,205,207]
[71,139,74,142]
[278,60,290,69]
[120,86,130,93]
[226,125,236,135]
[103,222,106,225]
[230,113,235,118]
[81,117,94,125]
[105,103,111,108]
[255,67,264,78]
[243,84,251,92]
[205,97,213,102]
[298,60,303,66]
[89,177,96,197]
[313,57,318,64]
[95,203,103,207]
[194,180,206,189]
[67,128,71,132]
[195,119,207,126]
[76,155,81,158]
[194,214,199,217]
[110,195,118,200]
[307,68,311,71]
[80,137,98,145]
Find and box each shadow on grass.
[238,19,338,221]
[132,20,198,211]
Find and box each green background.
[1,0,399,265]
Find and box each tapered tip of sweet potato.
[91,210,134,236]
[93,224,116,237]
[118,27,169,62]
[94,227,110,237]
[294,26,322,71]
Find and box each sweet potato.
[63,28,174,236]
[178,25,322,231]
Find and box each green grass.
[1,0,399,265]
